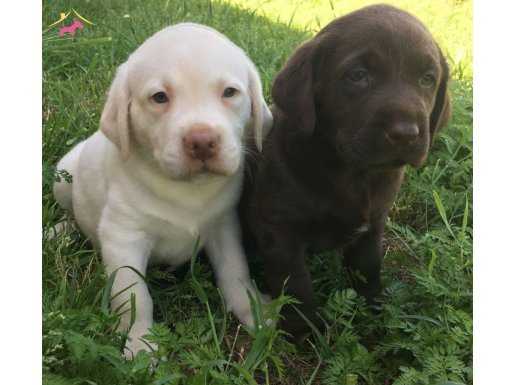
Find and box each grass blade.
[101,270,117,315]
[292,306,331,358]
[433,190,455,239]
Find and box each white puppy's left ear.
[247,62,273,152]
[100,63,131,160]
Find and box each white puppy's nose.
[182,124,221,161]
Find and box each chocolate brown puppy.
[240,4,451,337]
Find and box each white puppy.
[53,23,272,358]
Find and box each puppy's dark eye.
[223,87,238,98]
[151,91,169,104]
[420,73,436,88]
[346,68,370,88]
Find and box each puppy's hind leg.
[53,141,85,212]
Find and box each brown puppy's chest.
[291,168,403,252]
[302,211,369,252]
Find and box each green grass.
[43,1,472,384]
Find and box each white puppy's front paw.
[228,288,271,328]
[123,331,157,360]
[261,293,272,303]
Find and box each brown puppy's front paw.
[279,306,325,343]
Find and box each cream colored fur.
[53,23,272,359]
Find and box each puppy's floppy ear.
[247,61,273,152]
[100,63,131,160]
[429,48,452,144]
[272,40,317,135]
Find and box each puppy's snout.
[385,121,420,144]
[183,126,221,161]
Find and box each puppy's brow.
[141,77,172,94]
[216,75,244,90]
[421,53,439,69]
[408,51,440,75]
[335,48,385,73]
[335,49,368,71]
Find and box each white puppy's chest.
[142,203,208,266]
[149,219,202,266]
[115,162,241,267]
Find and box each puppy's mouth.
[343,140,428,170]
[370,153,427,169]
[396,144,429,168]
[373,141,429,169]
[371,159,406,169]
[159,161,230,181]
[197,163,231,176]
[184,159,237,178]
[404,154,427,168]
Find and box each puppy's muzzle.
[183,125,221,162]
[383,120,428,167]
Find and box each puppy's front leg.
[256,225,318,338]
[205,211,260,327]
[343,225,384,304]
[99,213,155,359]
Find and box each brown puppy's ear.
[429,48,452,144]
[100,63,131,160]
[272,40,317,135]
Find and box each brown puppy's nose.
[183,127,220,161]
[385,122,420,144]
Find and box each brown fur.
[240,4,451,337]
